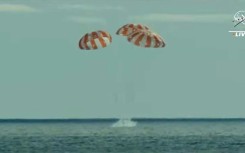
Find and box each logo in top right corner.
[229,11,245,37]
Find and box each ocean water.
[0,119,245,153]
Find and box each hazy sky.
[0,0,245,118]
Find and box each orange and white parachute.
[127,30,166,48]
[116,23,150,36]
[79,30,112,50]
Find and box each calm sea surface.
[0,119,245,153]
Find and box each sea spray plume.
[111,118,137,128]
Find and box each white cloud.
[0,4,36,12]
[129,13,231,22]
[70,16,106,25]
[59,4,123,11]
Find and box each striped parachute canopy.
[116,23,150,36]
[127,30,166,48]
[79,30,112,50]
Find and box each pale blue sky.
[0,0,244,118]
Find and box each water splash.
[111,118,137,128]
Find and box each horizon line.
[1,118,245,121]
